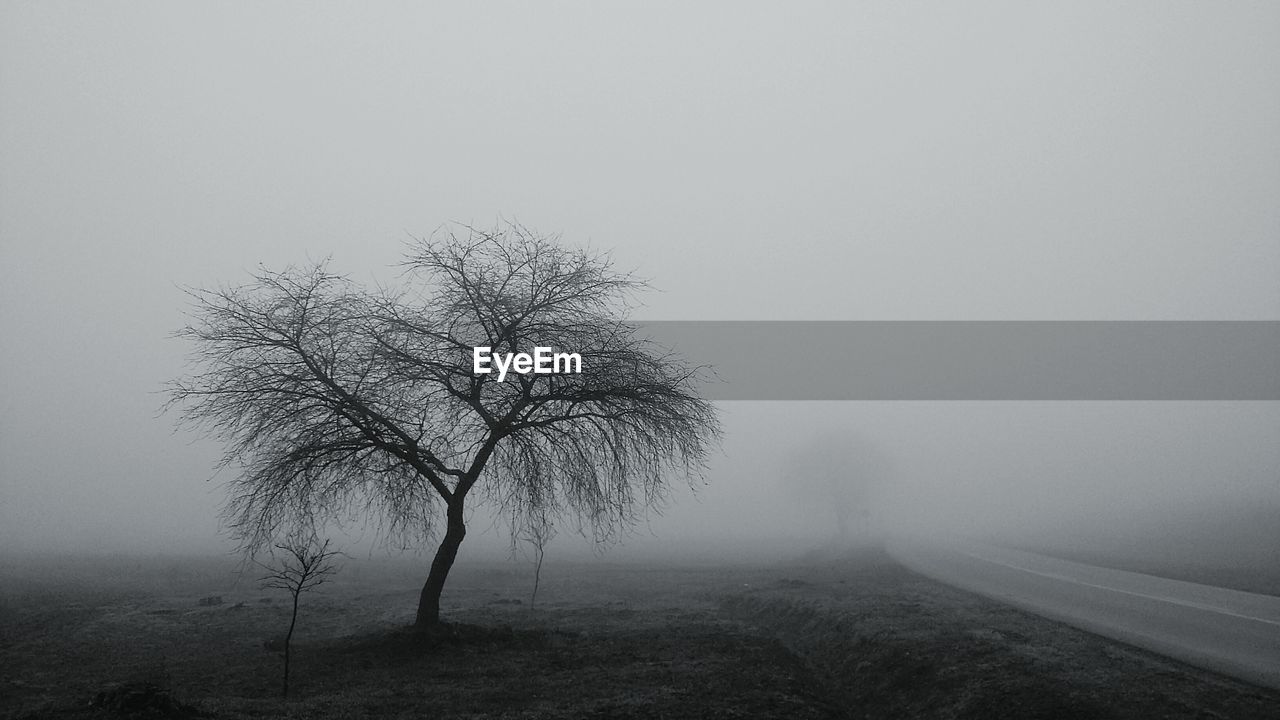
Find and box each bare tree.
[519,509,556,607]
[784,432,892,544]
[257,536,342,698]
[169,222,719,628]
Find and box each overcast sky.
[2,2,1277,557]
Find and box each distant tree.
[257,536,342,698]
[169,222,719,628]
[784,432,891,543]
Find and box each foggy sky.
[1,2,1277,558]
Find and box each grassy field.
[2,548,1278,719]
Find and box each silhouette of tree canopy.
[784,431,891,542]
[169,222,720,626]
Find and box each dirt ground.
[2,548,1277,719]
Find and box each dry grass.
[724,548,1280,720]
[2,549,1277,719]
[0,555,832,719]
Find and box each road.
[885,538,1280,690]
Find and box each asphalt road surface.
[886,538,1280,690]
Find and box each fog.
[2,3,1277,568]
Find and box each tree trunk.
[283,592,298,697]
[415,499,466,627]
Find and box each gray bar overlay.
[634,321,1280,400]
